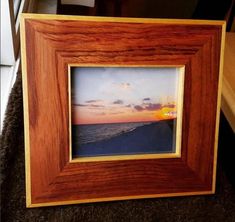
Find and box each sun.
[155,107,177,120]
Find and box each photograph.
[70,67,182,158]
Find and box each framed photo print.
[70,66,184,160]
[21,14,225,207]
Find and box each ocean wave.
[73,122,152,145]
[73,119,176,157]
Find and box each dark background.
[57,0,235,30]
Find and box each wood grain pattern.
[222,32,235,132]
[20,14,225,207]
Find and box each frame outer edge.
[20,14,32,207]
[21,13,225,26]
[20,14,225,207]
[212,22,226,193]
[27,190,214,208]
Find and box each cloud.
[134,105,144,111]
[143,98,150,101]
[73,103,104,108]
[121,83,130,88]
[73,103,87,107]
[163,104,175,108]
[134,103,162,112]
[89,104,105,108]
[145,103,162,111]
[85,100,102,103]
[113,99,124,105]
[113,82,131,90]
[125,104,132,108]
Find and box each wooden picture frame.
[20,13,225,208]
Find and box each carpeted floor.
[1,72,235,221]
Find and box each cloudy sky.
[71,67,180,125]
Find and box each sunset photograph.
[71,67,182,158]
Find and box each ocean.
[72,120,176,157]
[72,122,151,145]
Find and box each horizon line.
[73,118,176,126]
